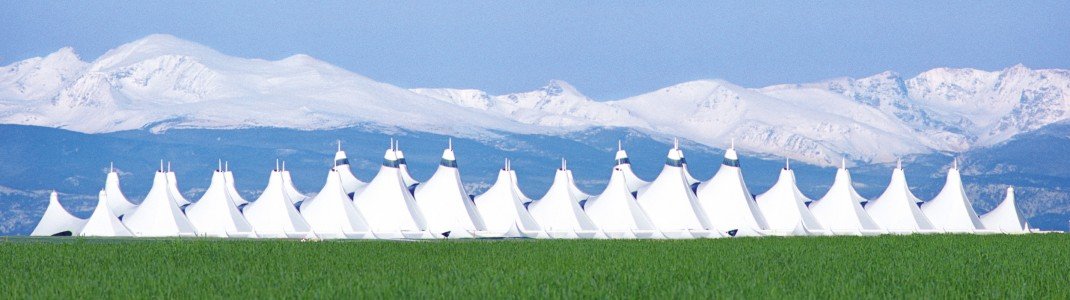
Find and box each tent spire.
[731,138,735,150]
[504,158,510,171]
[618,140,622,151]
[167,161,171,173]
[897,158,902,170]
[276,159,280,171]
[109,162,114,173]
[159,160,164,172]
[448,138,453,150]
[218,159,222,171]
[561,158,567,170]
[673,137,679,150]
[282,161,286,172]
[337,140,341,152]
[952,157,958,170]
[225,161,229,172]
[785,158,790,170]
[840,157,846,170]
[390,138,396,151]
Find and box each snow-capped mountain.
[2,34,1069,166]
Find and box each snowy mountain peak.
[91,34,226,72]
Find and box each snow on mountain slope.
[413,80,647,128]
[1,34,1068,166]
[0,34,531,137]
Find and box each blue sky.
[2,1,1067,100]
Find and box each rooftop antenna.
[448,138,453,150]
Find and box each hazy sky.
[2,1,1067,99]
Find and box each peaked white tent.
[808,160,881,234]
[635,142,712,236]
[103,163,137,217]
[528,159,599,236]
[585,164,658,238]
[612,141,649,193]
[80,190,133,237]
[351,142,427,233]
[865,160,935,233]
[414,139,486,236]
[333,142,367,198]
[185,168,257,237]
[696,146,769,234]
[164,162,191,207]
[507,163,534,204]
[675,139,701,186]
[279,162,307,204]
[980,187,1030,233]
[31,191,87,236]
[474,159,543,234]
[122,167,196,237]
[220,162,248,206]
[299,169,370,238]
[921,160,985,232]
[244,168,313,238]
[755,159,824,233]
[394,140,420,189]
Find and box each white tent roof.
[104,164,137,217]
[122,170,196,237]
[635,144,711,231]
[585,165,657,232]
[80,190,133,237]
[980,187,1030,233]
[280,169,307,204]
[474,160,542,232]
[299,169,370,237]
[244,170,312,238]
[755,161,824,231]
[220,162,248,206]
[529,160,598,232]
[164,163,191,207]
[697,147,768,232]
[508,168,533,204]
[808,162,881,232]
[351,144,427,232]
[395,140,420,188]
[865,162,934,231]
[614,141,650,193]
[185,170,256,237]
[333,143,367,198]
[414,140,486,234]
[921,160,985,232]
[31,191,87,236]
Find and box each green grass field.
[1,234,1067,298]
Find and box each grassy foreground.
[1,234,1067,298]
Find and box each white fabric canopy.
[635,145,711,231]
[474,161,542,233]
[865,164,934,232]
[185,170,256,237]
[585,166,657,234]
[980,187,1030,233]
[104,167,137,217]
[808,165,881,233]
[756,164,824,232]
[332,147,367,198]
[613,142,649,193]
[300,170,370,238]
[529,162,598,232]
[414,143,486,235]
[351,146,427,232]
[697,148,768,232]
[921,162,985,232]
[80,190,133,237]
[244,170,313,238]
[31,191,87,236]
[122,171,196,237]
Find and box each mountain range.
[4,34,1068,166]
